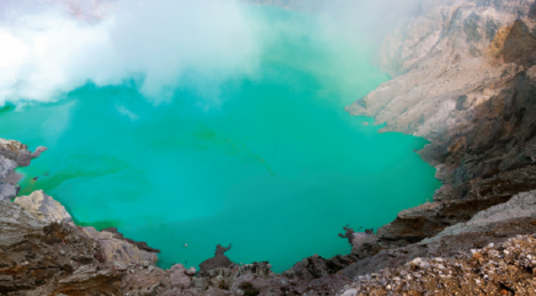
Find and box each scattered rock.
[339,235,536,295]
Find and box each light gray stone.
[14,190,72,223]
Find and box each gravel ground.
[339,234,536,296]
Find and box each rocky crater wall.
[346,0,536,247]
[3,0,536,295]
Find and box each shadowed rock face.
[101,227,161,254]
[0,200,123,295]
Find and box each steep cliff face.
[346,0,536,245]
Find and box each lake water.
[0,6,440,272]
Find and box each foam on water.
[0,6,440,272]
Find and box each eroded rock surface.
[0,200,124,295]
[82,226,159,267]
[0,197,178,296]
[14,190,72,223]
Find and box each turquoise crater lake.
[0,6,440,272]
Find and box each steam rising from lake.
[0,0,260,105]
[0,0,421,107]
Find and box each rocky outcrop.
[81,226,159,267]
[0,195,187,296]
[1,199,356,294]
[376,194,512,246]
[0,200,123,295]
[0,139,47,168]
[13,190,72,223]
[0,140,46,201]
[198,245,235,276]
[340,189,536,281]
[338,226,381,259]
[101,227,161,254]
[430,189,536,240]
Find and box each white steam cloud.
[0,0,421,107]
[0,0,260,106]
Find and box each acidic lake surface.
[0,7,440,272]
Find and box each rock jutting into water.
[198,244,235,276]
[0,140,46,201]
[14,190,72,223]
[101,227,161,254]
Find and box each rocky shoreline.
[346,0,536,247]
[3,0,536,295]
